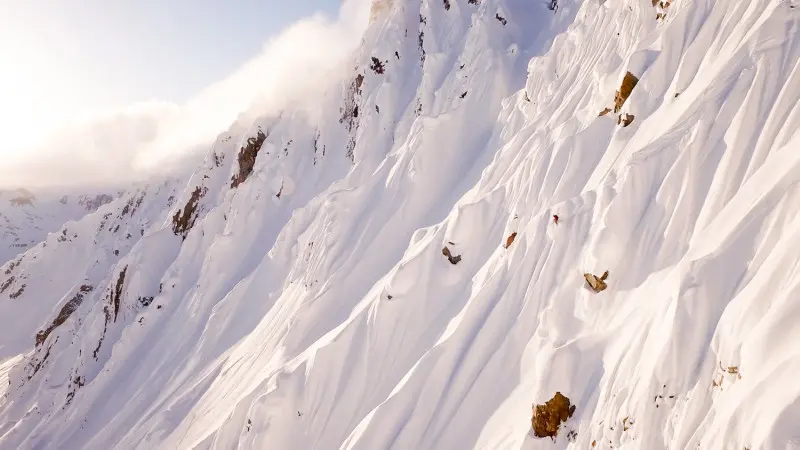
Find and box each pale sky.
[0,0,366,188]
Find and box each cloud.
[0,0,371,190]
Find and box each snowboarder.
[553,214,559,225]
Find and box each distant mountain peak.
[0,189,122,265]
[6,188,36,207]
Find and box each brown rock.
[442,246,462,265]
[36,287,91,346]
[584,272,609,292]
[505,232,517,248]
[619,113,635,127]
[598,107,612,116]
[531,392,577,438]
[613,72,639,113]
[172,186,205,238]
[231,130,268,189]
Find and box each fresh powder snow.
[2,0,800,449]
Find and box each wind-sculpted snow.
[2,0,800,449]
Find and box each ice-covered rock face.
[3,0,800,449]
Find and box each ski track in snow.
[2,0,800,449]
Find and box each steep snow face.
[0,190,117,265]
[2,0,800,449]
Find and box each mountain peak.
[4,188,36,207]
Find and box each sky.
[0,0,369,189]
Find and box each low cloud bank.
[0,0,371,189]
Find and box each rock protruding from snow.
[618,112,635,127]
[442,245,462,264]
[171,186,205,238]
[654,0,672,21]
[531,392,576,439]
[77,193,114,211]
[613,71,639,113]
[584,270,609,293]
[504,232,517,248]
[35,285,93,346]
[230,130,268,188]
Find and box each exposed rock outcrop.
[78,194,114,211]
[442,246,462,265]
[341,73,365,162]
[531,392,576,438]
[619,113,635,127]
[111,267,127,322]
[0,275,14,294]
[584,270,609,292]
[172,187,206,238]
[35,285,93,346]
[614,72,639,113]
[231,130,268,189]
[9,284,25,299]
[370,57,386,74]
[654,0,672,21]
[505,232,517,248]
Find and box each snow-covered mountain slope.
[2,0,800,449]
[0,189,117,265]
[0,180,182,363]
